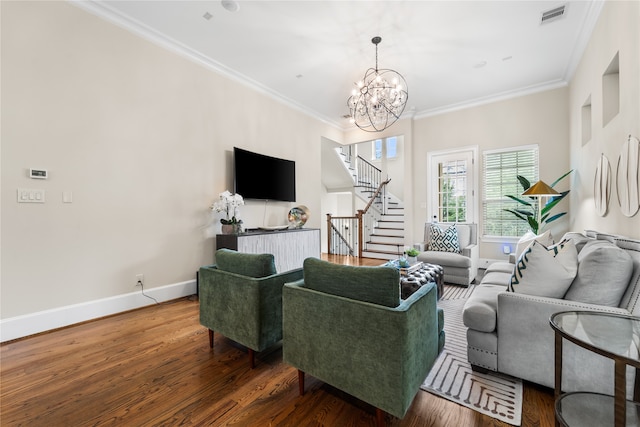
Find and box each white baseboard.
[0,280,197,343]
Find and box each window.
[372,136,397,160]
[482,146,538,238]
[437,159,468,222]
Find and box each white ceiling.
[78,0,603,130]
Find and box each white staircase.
[335,147,406,260]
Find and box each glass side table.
[550,311,640,427]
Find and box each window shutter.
[482,147,538,238]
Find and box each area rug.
[421,285,523,426]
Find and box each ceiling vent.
[540,4,566,24]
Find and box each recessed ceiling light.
[221,0,240,12]
[473,60,487,69]
[502,56,513,61]
[203,11,213,20]
[296,74,303,79]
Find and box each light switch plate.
[17,188,45,203]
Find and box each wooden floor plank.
[0,255,555,426]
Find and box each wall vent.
[540,5,566,24]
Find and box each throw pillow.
[508,239,578,298]
[515,230,553,260]
[564,240,633,307]
[560,231,592,254]
[430,223,460,253]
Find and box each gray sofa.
[462,230,640,396]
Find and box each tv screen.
[234,147,296,202]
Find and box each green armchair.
[199,249,303,368]
[283,258,444,425]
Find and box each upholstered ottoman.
[400,263,444,300]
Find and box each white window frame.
[482,145,539,241]
[371,137,398,161]
[426,146,479,224]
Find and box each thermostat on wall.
[30,168,48,179]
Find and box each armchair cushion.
[303,257,400,308]
[417,250,471,268]
[429,223,461,253]
[215,248,277,278]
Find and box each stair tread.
[367,241,405,246]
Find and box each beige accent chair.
[417,222,478,287]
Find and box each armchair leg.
[298,370,305,396]
[375,408,386,427]
[208,329,214,349]
[248,349,255,369]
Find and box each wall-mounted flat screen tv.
[234,147,296,202]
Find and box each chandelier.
[347,36,408,132]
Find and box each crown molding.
[563,0,605,81]
[68,0,344,131]
[413,79,568,120]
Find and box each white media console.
[215,228,321,273]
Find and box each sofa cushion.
[508,239,578,298]
[430,223,461,253]
[515,230,553,259]
[302,257,400,308]
[564,240,633,307]
[485,261,515,275]
[615,238,640,313]
[417,250,471,268]
[215,248,277,278]
[481,270,512,287]
[462,284,504,332]
[560,231,592,253]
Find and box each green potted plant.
[405,247,420,264]
[504,170,572,235]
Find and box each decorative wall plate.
[288,205,310,228]
[616,135,640,217]
[594,153,611,216]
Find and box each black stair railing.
[355,156,381,194]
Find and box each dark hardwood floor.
[0,255,555,426]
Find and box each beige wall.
[3,0,639,325]
[568,0,640,237]
[1,1,339,319]
[412,88,571,260]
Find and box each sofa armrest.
[497,291,630,391]
[283,281,440,418]
[461,243,479,279]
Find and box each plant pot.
[221,224,241,234]
[408,256,418,265]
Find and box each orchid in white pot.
[211,191,244,233]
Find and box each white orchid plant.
[211,191,244,225]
